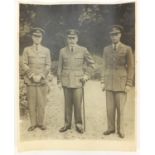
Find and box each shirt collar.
[33,44,41,50]
[68,44,78,51]
[112,42,121,49]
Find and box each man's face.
[110,32,121,44]
[67,35,78,46]
[32,35,42,45]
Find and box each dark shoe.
[76,124,84,134]
[59,126,71,132]
[38,125,47,130]
[118,132,125,138]
[103,130,115,135]
[27,126,37,131]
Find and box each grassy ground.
[20,77,135,141]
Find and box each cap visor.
[32,33,42,37]
[67,35,77,37]
[109,31,121,34]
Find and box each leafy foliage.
[19,3,135,59]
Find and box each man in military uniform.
[57,29,95,133]
[22,27,51,131]
[101,25,134,138]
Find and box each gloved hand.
[32,75,42,83]
[101,83,105,91]
[125,85,131,93]
[80,74,89,85]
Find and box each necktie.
[71,47,73,52]
[36,45,38,51]
[113,44,116,51]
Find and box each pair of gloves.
[29,73,45,83]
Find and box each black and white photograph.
[18,1,136,151]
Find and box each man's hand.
[101,83,105,91]
[125,85,131,93]
[80,74,89,85]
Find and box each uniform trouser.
[63,87,83,127]
[106,90,127,134]
[27,85,48,126]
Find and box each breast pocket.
[74,56,84,65]
[117,53,126,65]
[28,56,46,65]
[28,56,35,64]
[62,56,69,66]
[37,56,46,65]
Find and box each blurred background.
[19,3,135,57]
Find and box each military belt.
[63,67,83,71]
[107,66,126,70]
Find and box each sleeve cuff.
[126,79,133,87]
[26,70,34,79]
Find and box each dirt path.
[20,77,135,141]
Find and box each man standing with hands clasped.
[101,25,134,138]
[57,29,95,133]
[22,27,51,131]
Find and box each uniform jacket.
[57,45,95,88]
[22,44,51,86]
[101,42,134,91]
